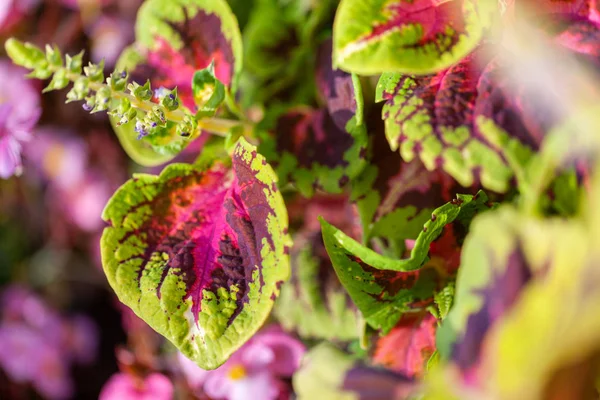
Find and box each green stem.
[59,66,253,138]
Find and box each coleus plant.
[6,0,600,397]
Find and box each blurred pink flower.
[26,127,87,190]
[0,323,74,399]
[0,60,41,179]
[88,16,133,66]
[32,342,74,400]
[64,314,100,365]
[0,0,39,32]
[178,326,305,400]
[0,286,99,399]
[99,372,174,400]
[63,171,112,231]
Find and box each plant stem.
[60,66,253,138]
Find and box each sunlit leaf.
[433,195,600,399]
[100,139,290,369]
[333,0,496,75]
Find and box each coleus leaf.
[377,50,535,193]
[321,191,494,332]
[372,313,437,378]
[435,207,534,370]
[266,40,368,196]
[332,0,496,75]
[100,139,291,369]
[294,343,417,400]
[109,0,242,166]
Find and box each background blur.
[0,1,160,398]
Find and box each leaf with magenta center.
[321,191,494,332]
[332,0,496,75]
[100,139,291,369]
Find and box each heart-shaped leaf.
[100,139,290,369]
[333,0,495,75]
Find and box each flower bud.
[128,80,153,101]
[84,60,105,83]
[108,71,128,92]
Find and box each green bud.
[66,77,90,103]
[93,87,111,112]
[128,80,153,101]
[117,97,132,114]
[84,60,105,82]
[160,88,180,112]
[150,106,166,125]
[45,44,62,67]
[117,108,137,126]
[65,51,84,75]
[108,70,128,92]
[192,62,225,118]
[43,69,69,93]
[5,38,46,70]
[176,115,198,138]
[26,66,52,80]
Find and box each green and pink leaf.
[100,139,290,369]
[333,0,495,75]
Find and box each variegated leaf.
[377,50,535,193]
[266,40,368,196]
[333,0,496,75]
[100,139,290,369]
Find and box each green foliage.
[321,191,493,332]
[192,62,226,118]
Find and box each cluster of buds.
[5,38,198,141]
